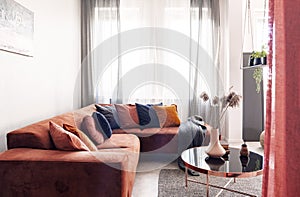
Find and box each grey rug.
[158,169,262,197]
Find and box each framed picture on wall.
[0,0,34,57]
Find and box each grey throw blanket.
[178,115,207,154]
[177,115,208,175]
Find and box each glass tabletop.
[181,146,263,178]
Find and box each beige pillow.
[49,121,89,151]
[80,116,105,145]
[63,124,98,151]
[114,104,139,129]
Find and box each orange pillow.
[63,124,98,151]
[114,104,139,129]
[153,105,181,127]
[49,121,89,151]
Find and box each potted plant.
[248,51,255,66]
[249,51,261,66]
[249,51,262,66]
[248,47,268,66]
[200,87,242,158]
[261,49,267,65]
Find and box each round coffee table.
[181,146,263,197]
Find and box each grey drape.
[81,0,95,106]
[189,0,222,128]
[81,0,120,107]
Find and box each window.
[93,0,217,120]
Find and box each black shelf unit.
[242,52,265,141]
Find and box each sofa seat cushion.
[112,127,178,153]
[96,134,140,154]
[0,148,100,162]
[140,127,178,153]
[112,128,154,137]
[113,127,178,136]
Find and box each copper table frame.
[182,147,263,197]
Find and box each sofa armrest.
[0,148,138,197]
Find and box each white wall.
[225,0,266,143]
[0,0,81,151]
[243,0,269,52]
[224,0,244,143]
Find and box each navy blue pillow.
[135,103,160,129]
[92,112,112,139]
[95,104,120,129]
[147,102,163,107]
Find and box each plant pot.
[205,128,226,158]
[253,57,262,65]
[262,56,267,65]
[248,57,254,66]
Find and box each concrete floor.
[132,142,264,197]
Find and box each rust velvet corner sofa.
[0,104,180,197]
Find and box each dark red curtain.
[262,0,300,196]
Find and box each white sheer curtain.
[190,0,224,128]
[81,0,224,122]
